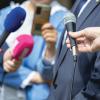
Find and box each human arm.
[66,27,100,52]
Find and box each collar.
[96,0,100,3]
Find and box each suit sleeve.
[36,58,54,81]
[74,52,100,100]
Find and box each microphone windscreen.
[64,12,76,24]
[4,7,26,33]
[12,34,34,60]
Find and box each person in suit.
[36,0,100,100]
[66,27,100,52]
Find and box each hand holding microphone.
[3,49,22,72]
[3,34,34,72]
[66,27,100,52]
[64,12,77,62]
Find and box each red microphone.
[11,34,34,60]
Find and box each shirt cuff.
[42,46,56,65]
[21,71,37,89]
[39,58,54,80]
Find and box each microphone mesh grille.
[64,12,76,25]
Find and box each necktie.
[75,0,87,16]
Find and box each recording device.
[0,7,26,47]
[32,3,51,35]
[12,34,34,60]
[64,12,77,62]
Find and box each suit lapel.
[76,0,99,29]
[54,44,68,76]
[71,0,80,13]
[56,28,66,59]
[54,28,68,74]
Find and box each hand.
[31,72,52,84]
[31,72,45,84]
[66,27,100,52]
[3,49,22,72]
[41,23,57,58]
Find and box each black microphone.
[64,12,77,62]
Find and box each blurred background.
[0,0,24,9]
[0,0,74,9]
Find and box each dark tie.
[74,0,87,16]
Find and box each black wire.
[70,56,77,100]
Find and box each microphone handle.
[65,22,77,61]
[0,31,9,47]
[65,22,76,47]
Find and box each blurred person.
[36,0,100,100]
[0,0,68,100]
[66,27,100,52]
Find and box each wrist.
[45,46,56,59]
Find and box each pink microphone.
[12,34,34,60]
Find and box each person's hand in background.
[41,23,57,59]
[66,27,100,52]
[3,49,22,72]
[31,71,52,84]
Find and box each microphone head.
[64,12,76,25]
[4,7,26,33]
[12,34,34,60]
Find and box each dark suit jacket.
[48,0,100,100]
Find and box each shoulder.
[50,1,69,28]
[50,1,68,16]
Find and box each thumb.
[69,30,86,38]
[91,38,100,52]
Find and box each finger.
[69,29,86,39]
[3,49,12,62]
[4,62,11,72]
[66,43,71,48]
[77,44,92,52]
[66,38,70,44]
[4,62,16,72]
[6,60,19,70]
[43,33,57,40]
[0,49,3,53]
[45,37,57,43]
[66,38,71,48]
[41,23,54,31]
[76,37,86,42]
[91,38,100,52]
[42,29,56,36]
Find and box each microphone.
[11,34,34,60]
[0,7,26,47]
[2,34,34,86]
[64,12,77,62]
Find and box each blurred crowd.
[0,0,100,100]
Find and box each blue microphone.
[0,7,26,47]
